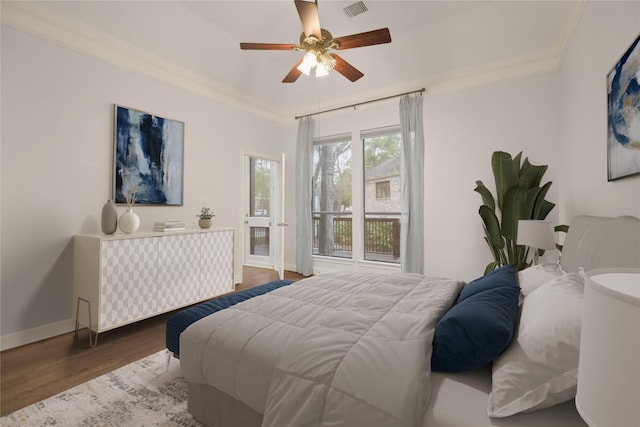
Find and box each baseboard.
[0,318,75,351]
[311,257,401,275]
[240,263,300,279]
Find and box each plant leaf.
[474,180,496,212]
[502,186,528,240]
[491,151,517,211]
[516,259,529,272]
[519,157,548,189]
[538,199,556,220]
[532,182,554,219]
[523,186,542,218]
[482,235,501,263]
[484,261,500,275]
[479,205,504,249]
[512,152,523,181]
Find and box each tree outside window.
[311,129,401,264]
[312,136,352,258]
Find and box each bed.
[166,279,294,358]
[179,215,640,427]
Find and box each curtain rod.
[295,87,426,120]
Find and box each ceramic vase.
[199,218,212,229]
[101,200,118,234]
[119,208,140,234]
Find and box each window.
[375,181,391,199]
[246,156,273,259]
[312,134,352,258]
[363,128,401,263]
[249,158,271,218]
[310,127,401,265]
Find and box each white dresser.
[73,228,234,345]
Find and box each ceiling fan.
[240,0,391,83]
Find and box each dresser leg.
[75,297,99,347]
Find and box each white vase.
[119,208,140,234]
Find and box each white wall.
[424,74,564,280]
[559,1,640,221]
[284,73,563,283]
[0,26,285,348]
[3,1,640,349]
[283,1,640,283]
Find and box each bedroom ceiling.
[2,1,582,120]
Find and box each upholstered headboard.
[561,215,640,273]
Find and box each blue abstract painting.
[607,33,640,181]
[114,105,184,205]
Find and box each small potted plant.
[197,207,215,229]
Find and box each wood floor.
[0,267,304,416]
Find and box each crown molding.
[2,1,585,121]
[283,1,586,118]
[1,3,288,123]
[426,1,586,96]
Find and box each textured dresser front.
[201,229,234,298]
[157,232,202,311]
[100,237,158,329]
[155,230,234,310]
[74,229,235,335]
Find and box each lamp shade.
[297,52,317,76]
[517,220,556,250]
[576,268,640,427]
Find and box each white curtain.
[295,116,314,276]
[399,94,425,274]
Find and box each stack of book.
[153,221,186,232]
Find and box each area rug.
[1,350,202,426]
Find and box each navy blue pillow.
[457,264,517,302]
[431,265,520,373]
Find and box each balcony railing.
[312,212,400,263]
[249,226,269,256]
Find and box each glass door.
[243,155,283,271]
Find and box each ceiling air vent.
[343,1,368,18]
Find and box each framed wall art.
[113,105,184,205]
[607,33,640,181]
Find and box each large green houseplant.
[474,151,555,274]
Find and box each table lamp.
[517,220,556,264]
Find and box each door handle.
[277,222,289,227]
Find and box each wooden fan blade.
[240,42,297,50]
[330,54,364,82]
[333,28,391,50]
[283,57,304,83]
[295,0,321,39]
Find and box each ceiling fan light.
[316,62,331,77]
[297,51,317,76]
[321,53,336,69]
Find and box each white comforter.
[180,270,464,427]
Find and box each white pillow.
[517,263,564,297]
[487,272,584,418]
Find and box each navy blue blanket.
[166,279,294,356]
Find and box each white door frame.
[240,151,285,276]
[276,153,286,279]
